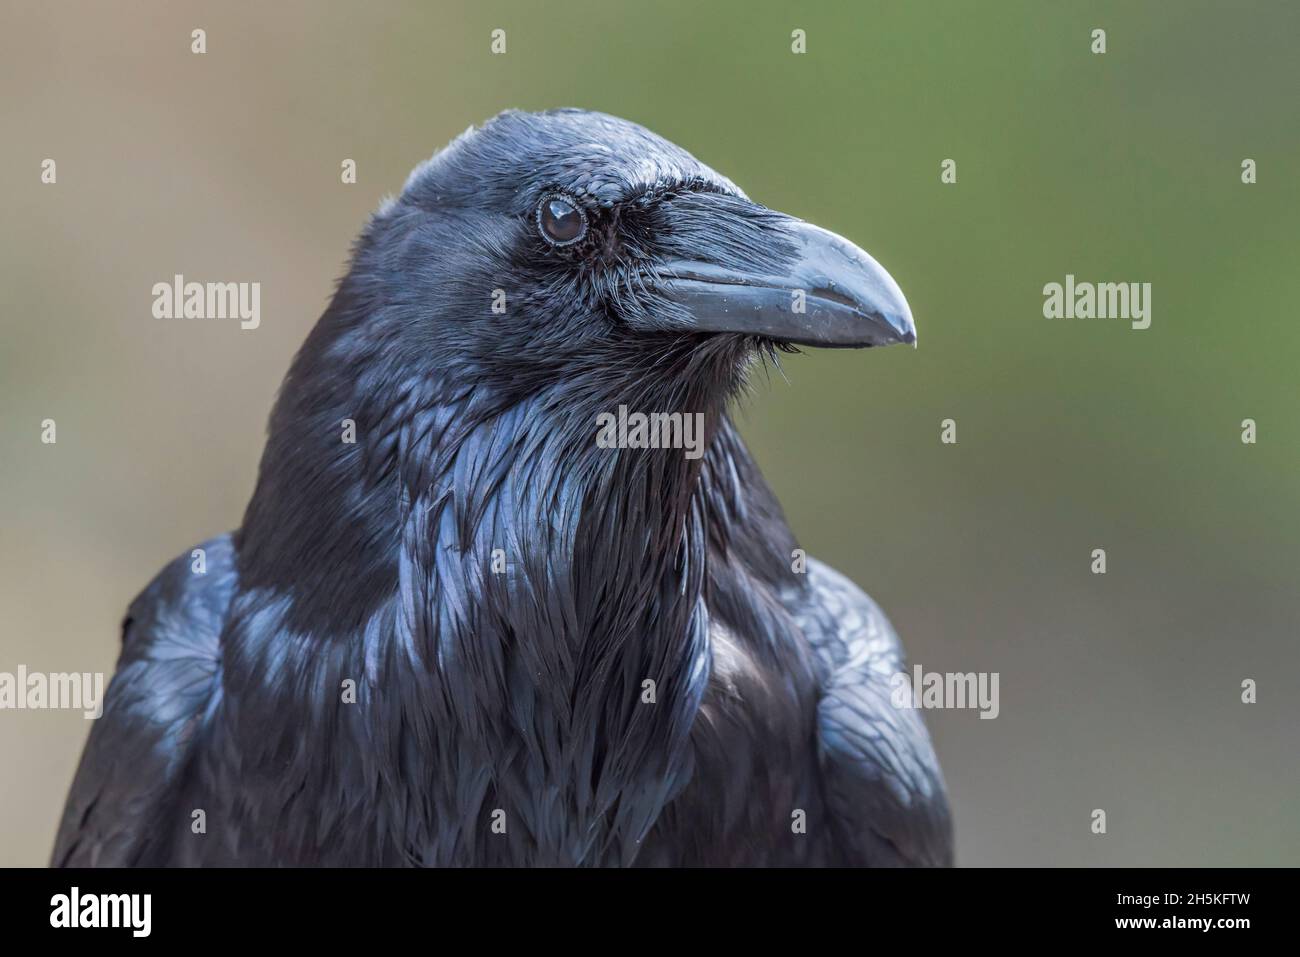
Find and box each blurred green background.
[2,0,1297,866]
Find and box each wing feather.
[795,558,953,866]
[50,536,234,867]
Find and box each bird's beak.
[659,219,915,348]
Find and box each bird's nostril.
[810,285,859,310]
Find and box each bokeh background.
[2,0,1297,867]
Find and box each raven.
[53,109,952,867]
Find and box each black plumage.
[53,109,952,866]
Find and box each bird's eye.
[537,194,587,246]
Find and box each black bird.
[53,109,952,866]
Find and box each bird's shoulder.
[786,557,906,678]
[51,534,235,866]
[783,557,954,866]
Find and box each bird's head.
[346,108,915,408]
[247,109,916,625]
